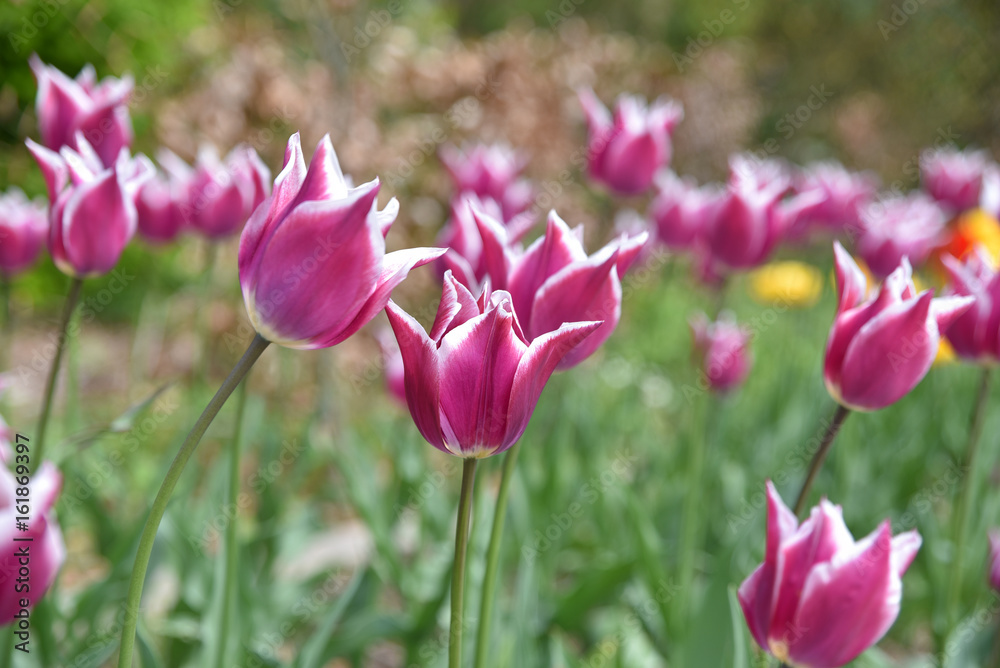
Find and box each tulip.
[649,171,723,250]
[440,143,534,220]
[474,208,647,368]
[940,246,1000,363]
[739,481,921,668]
[824,241,973,411]
[703,155,791,271]
[789,161,878,236]
[176,145,270,240]
[239,133,445,349]
[921,147,992,213]
[0,461,65,625]
[385,272,601,458]
[135,168,187,244]
[0,188,48,277]
[579,88,683,196]
[689,311,752,392]
[30,55,133,168]
[437,193,535,289]
[989,530,1000,593]
[856,193,948,279]
[26,134,153,278]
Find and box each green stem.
[947,367,993,630]
[213,378,250,667]
[117,334,269,668]
[474,440,522,668]
[34,277,83,468]
[0,624,12,668]
[676,392,710,629]
[449,459,478,668]
[793,404,851,516]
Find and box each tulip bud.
[856,193,948,279]
[739,481,921,668]
[135,168,186,245]
[921,147,992,213]
[0,188,48,278]
[26,135,153,278]
[385,273,601,458]
[824,242,973,411]
[440,143,534,220]
[689,311,752,392]
[180,145,270,240]
[0,461,65,625]
[579,88,683,196]
[475,208,647,368]
[788,161,878,238]
[940,246,1000,363]
[30,55,133,168]
[239,133,445,349]
[649,171,722,250]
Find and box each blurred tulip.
[824,242,973,411]
[175,145,270,240]
[385,272,600,458]
[940,246,1000,363]
[437,193,535,288]
[856,193,948,279]
[377,328,407,406]
[440,143,534,220]
[689,311,752,392]
[135,168,187,245]
[703,155,791,271]
[26,135,153,278]
[0,188,48,277]
[789,161,878,236]
[990,530,1000,593]
[30,55,133,169]
[739,481,921,668]
[921,147,992,213]
[579,88,683,196]
[649,171,723,250]
[475,208,647,368]
[239,133,445,349]
[0,461,65,625]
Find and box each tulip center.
[768,639,791,663]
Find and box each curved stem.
[449,459,478,668]
[474,440,522,668]
[117,334,269,668]
[947,367,993,630]
[1,278,11,369]
[793,404,851,516]
[34,277,83,468]
[213,378,250,667]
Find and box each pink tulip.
[921,147,992,213]
[739,481,921,668]
[824,242,973,411]
[989,530,1000,593]
[689,311,752,392]
[579,88,683,196]
[0,188,48,277]
[172,145,271,240]
[437,193,535,289]
[856,193,948,279]
[649,171,723,250]
[135,168,186,245]
[788,162,878,236]
[26,134,153,278]
[703,155,791,271]
[30,55,133,169]
[440,143,534,220]
[0,461,65,625]
[474,208,647,368]
[385,272,601,458]
[940,246,1000,363]
[239,133,445,349]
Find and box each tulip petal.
[503,319,602,451]
[833,241,868,312]
[430,271,482,342]
[578,87,612,132]
[61,169,135,276]
[327,245,447,347]
[292,134,350,206]
[613,231,649,277]
[385,301,445,450]
[26,139,68,201]
[789,523,902,668]
[472,207,512,290]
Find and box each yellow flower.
[749,261,823,307]
[936,208,1000,268]
[934,338,956,366]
